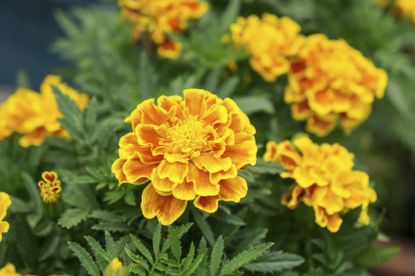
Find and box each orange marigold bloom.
[230,14,305,82]
[0,75,89,147]
[112,89,257,225]
[395,0,415,23]
[119,0,208,59]
[264,135,377,232]
[0,192,11,241]
[38,171,62,204]
[285,34,388,136]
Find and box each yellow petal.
[172,181,196,200]
[157,160,189,183]
[187,165,219,196]
[193,196,219,213]
[141,185,187,225]
[151,169,174,193]
[209,165,237,184]
[111,158,128,184]
[184,89,209,117]
[193,155,232,173]
[123,157,154,184]
[219,176,248,202]
[327,213,342,233]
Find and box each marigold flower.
[0,75,89,147]
[285,34,387,136]
[264,135,377,232]
[230,14,305,82]
[112,89,257,225]
[0,263,23,276]
[395,0,415,23]
[119,0,208,59]
[0,192,11,241]
[38,171,62,204]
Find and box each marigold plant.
[112,89,257,225]
[230,14,304,82]
[0,192,11,241]
[285,34,388,136]
[0,75,88,147]
[264,135,377,232]
[37,171,62,204]
[119,0,208,59]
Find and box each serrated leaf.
[220,243,273,275]
[192,209,215,246]
[58,208,89,229]
[243,251,304,273]
[125,247,150,271]
[68,242,100,276]
[153,224,162,257]
[84,236,110,262]
[210,236,224,276]
[354,246,400,268]
[130,234,154,264]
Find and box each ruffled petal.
[141,185,187,225]
[193,155,232,173]
[219,176,248,202]
[187,165,219,196]
[157,160,189,183]
[172,181,196,200]
[123,157,154,184]
[193,196,219,213]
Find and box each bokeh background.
[1,0,414,274]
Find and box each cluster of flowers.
[119,0,208,59]
[0,192,11,241]
[378,0,415,23]
[38,171,62,204]
[112,89,257,225]
[0,75,89,147]
[264,135,377,232]
[230,15,387,136]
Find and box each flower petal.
[219,176,248,202]
[193,155,232,173]
[187,165,219,196]
[111,158,128,184]
[193,196,219,213]
[157,160,189,183]
[172,181,196,200]
[141,185,187,225]
[123,156,154,184]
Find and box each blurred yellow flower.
[0,192,11,241]
[0,75,89,147]
[285,34,387,136]
[104,258,128,276]
[0,263,23,276]
[230,14,305,82]
[395,0,415,23]
[119,0,208,59]
[38,171,62,204]
[112,89,257,225]
[264,135,377,232]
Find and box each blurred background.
[1,0,414,274]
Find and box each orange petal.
[123,157,154,184]
[219,176,248,202]
[187,165,219,196]
[111,158,128,184]
[222,133,257,169]
[133,99,167,125]
[209,165,237,184]
[157,95,183,112]
[151,169,174,193]
[42,171,57,183]
[193,196,219,213]
[202,104,228,126]
[157,160,189,183]
[172,181,196,200]
[136,124,162,147]
[193,155,232,173]
[184,89,208,117]
[141,185,187,225]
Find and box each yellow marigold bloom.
[0,75,89,147]
[112,89,257,225]
[0,192,11,241]
[0,263,23,276]
[264,135,377,232]
[119,0,208,59]
[104,258,128,276]
[38,171,62,204]
[285,34,387,136]
[230,14,305,82]
[395,0,415,23]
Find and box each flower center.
[167,117,209,156]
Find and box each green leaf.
[234,96,274,115]
[354,246,400,268]
[68,242,100,276]
[221,243,273,275]
[153,224,162,257]
[221,0,241,32]
[247,159,285,174]
[130,234,154,264]
[84,236,110,262]
[243,251,304,273]
[217,76,239,98]
[191,209,215,246]
[210,236,224,276]
[125,247,150,271]
[58,208,89,229]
